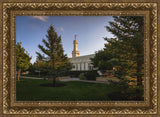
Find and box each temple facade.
[70,35,95,71]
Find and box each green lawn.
[21,74,47,78]
[16,78,143,101]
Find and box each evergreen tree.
[106,16,144,86]
[16,42,31,81]
[92,16,144,86]
[36,25,72,87]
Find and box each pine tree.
[91,16,144,86]
[106,16,144,86]
[36,25,71,87]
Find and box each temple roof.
[70,54,95,63]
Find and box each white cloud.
[60,27,64,32]
[32,16,49,22]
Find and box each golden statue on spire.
[75,34,77,40]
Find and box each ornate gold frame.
[0,0,159,116]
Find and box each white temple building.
[70,35,95,71]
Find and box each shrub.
[69,70,98,78]
[78,73,86,80]
[69,71,87,77]
[85,71,98,81]
[108,80,144,101]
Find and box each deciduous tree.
[16,42,31,81]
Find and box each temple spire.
[72,34,79,57]
[75,34,77,40]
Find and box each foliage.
[33,60,51,76]
[36,25,72,86]
[16,42,31,81]
[107,80,144,100]
[91,49,117,70]
[85,70,98,81]
[27,64,35,75]
[33,60,48,71]
[69,70,98,78]
[78,73,86,80]
[91,16,144,86]
[69,71,89,77]
[16,42,31,71]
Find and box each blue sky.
[16,16,114,64]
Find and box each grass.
[16,78,122,101]
[21,74,47,78]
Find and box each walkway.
[20,76,108,84]
[20,76,44,80]
[60,78,109,84]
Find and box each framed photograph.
[0,0,159,116]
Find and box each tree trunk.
[17,69,21,81]
[52,59,56,87]
[53,76,56,87]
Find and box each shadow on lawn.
[40,83,67,87]
[16,80,28,83]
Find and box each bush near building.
[85,71,98,81]
[69,70,98,77]
[69,70,99,81]
[78,73,86,80]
